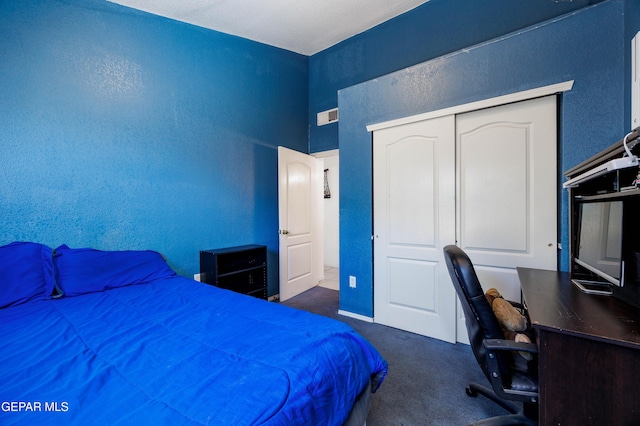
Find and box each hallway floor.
[318,266,339,291]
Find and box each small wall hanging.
[324,168,331,198]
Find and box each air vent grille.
[317,108,339,126]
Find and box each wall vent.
[317,108,339,126]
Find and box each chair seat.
[510,371,538,393]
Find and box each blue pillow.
[0,242,55,308]
[53,245,176,296]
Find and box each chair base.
[466,383,537,426]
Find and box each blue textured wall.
[2,0,636,308]
[0,0,309,296]
[338,0,631,317]
[309,0,604,153]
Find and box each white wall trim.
[338,309,374,323]
[366,80,574,132]
[312,149,339,158]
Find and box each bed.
[0,242,387,425]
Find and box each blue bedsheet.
[0,277,387,425]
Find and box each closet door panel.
[388,137,436,247]
[459,124,529,251]
[373,115,456,343]
[456,95,557,302]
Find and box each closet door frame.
[368,82,572,343]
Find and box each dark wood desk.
[518,268,640,425]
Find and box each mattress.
[0,269,387,425]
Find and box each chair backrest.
[443,245,511,383]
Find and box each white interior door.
[278,147,324,301]
[455,95,557,343]
[373,115,457,343]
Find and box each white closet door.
[373,115,457,343]
[372,95,557,344]
[455,96,557,342]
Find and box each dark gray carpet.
[281,286,511,425]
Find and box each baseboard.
[338,310,374,323]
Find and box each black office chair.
[443,245,539,425]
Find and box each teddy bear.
[485,287,533,362]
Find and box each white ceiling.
[108,0,431,55]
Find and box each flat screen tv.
[572,200,624,294]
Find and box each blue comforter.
[0,277,387,425]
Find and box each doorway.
[314,150,340,291]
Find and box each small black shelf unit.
[199,245,267,299]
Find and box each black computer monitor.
[572,200,624,294]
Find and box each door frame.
[312,149,340,273]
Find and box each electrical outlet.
[193,273,201,282]
[349,275,356,288]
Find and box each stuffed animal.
[485,288,533,361]
[493,297,528,332]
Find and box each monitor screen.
[575,200,623,286]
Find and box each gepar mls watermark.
[2,401,69,412]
